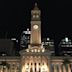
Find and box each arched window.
[39,68,40,72]
[35,63,36,66]
[39,63,40,66]
[31,63,32,65]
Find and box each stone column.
[0,66,3,72]
[71,64,72,72]
[68,64,71,72]
[36,63,39,72]
[59,64,62,72]
[6,68,8,72]
[32,63,35,72]
[19,60,22,72]
[54,64,57,72]
[47,57,51,72]
[63,65,66,72]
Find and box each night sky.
[0,0,72,42]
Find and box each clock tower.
[30,3,41,46]
[20,3,50,72]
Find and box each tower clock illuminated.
[33,25,38,29]
[30,2,41,45]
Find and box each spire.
[33,2,39,10]
[31,3,41,21]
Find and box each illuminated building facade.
[59,37,72,56]
[20,28,31,48]
[0,3,72,72]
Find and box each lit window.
[31,63,32,65]
[27,63,29,65]
[11,38,16,40]
[65,37,68,42]
[39,63,40,65]
[47,38,50,41]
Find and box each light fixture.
[26,49,29,52]
[31,50,34,52]
[38,49,40,52]
[42,49,45,52]
[35,49,37,52]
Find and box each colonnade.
[51,63,71,72]
[0,63,20,72]
[23,62,48,72]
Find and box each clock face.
[33,25,38,29]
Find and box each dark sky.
[0,0,72,41]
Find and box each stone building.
[0,3,72,72]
